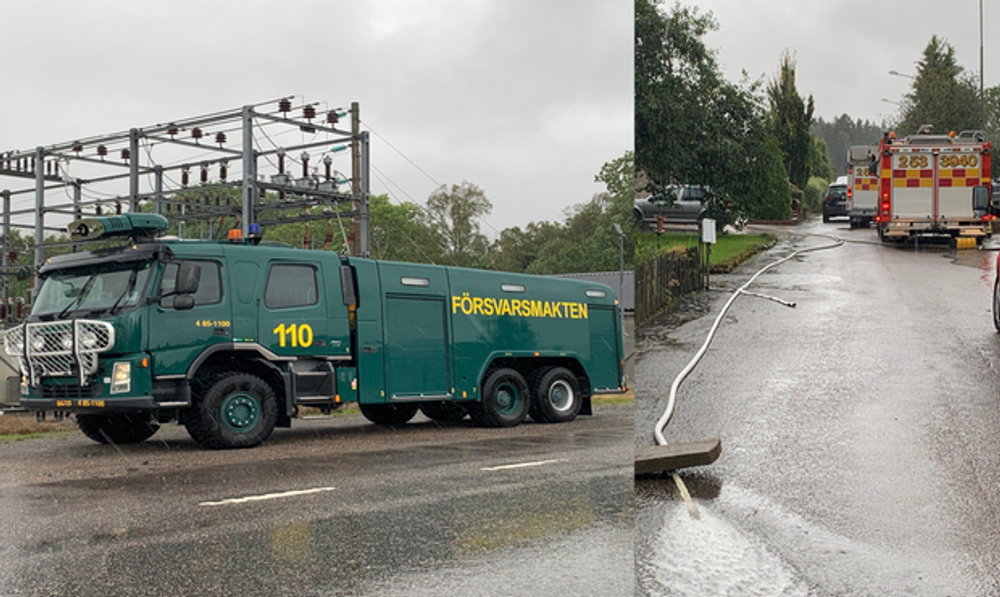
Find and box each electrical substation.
[0,97,370,318]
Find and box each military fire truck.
[4,214,625,449]
[847,145,879,229]
[875,130,994,245]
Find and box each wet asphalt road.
[0,405,632,597]
[636,217,1000,596]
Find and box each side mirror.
[173,295,196,310]
[176,263,201,295]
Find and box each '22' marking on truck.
[451,293,589,320]
[273,323,314,348]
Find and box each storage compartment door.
[384,295,450,400]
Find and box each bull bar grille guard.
[4,320,115,387]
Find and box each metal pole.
[154,165,164,215]
[72,181,81,253]
[980,0,985,131]
[33,147,44,300]
[129,128,140,212]
[360,131,370,258]
[241,105,255,236]
[351,101,361,256]
[2,190,9,303]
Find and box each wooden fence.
[635,246,706,324]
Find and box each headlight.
[111,361,131,394]
[31,336,45,352]
[60,335,74,350]
[80,331,98,349]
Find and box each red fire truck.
[875,130,994,246]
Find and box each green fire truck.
[4,214,625,449]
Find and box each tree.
[767,52,814,190]
[812,114,883,175]
[421,181,492,268]
[807,135,835,182]
[898,36,980,136]
[636,0,791,223]
[489,152,634,275]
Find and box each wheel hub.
[549,380,574,412]
[221,392,260,433]
[496,385,518,414]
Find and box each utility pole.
[351,102,361,256]
[980,0,985,131]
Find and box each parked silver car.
[634,184,710,229]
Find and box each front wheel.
[529,367,582,424]
[76,414,159,445]
[470,368,529,428]
[993,278,1000,332]
[184,372,277,449]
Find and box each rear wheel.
[76,414,159,445]
[529,367,582,424]
[470,368,529,428]
[360,403,419,426]
[993,278,1000,332]
[419,401,468,422]
[184,372,277,449]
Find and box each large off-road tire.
[76,414,159,445]
[993,278,1000,332]
[419,401,468,422]
[528,367,582,424]
[184,372,277,449]
[469,368,529,428]
[360,403,419,426]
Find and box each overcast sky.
[0,0,632,236]
[691,0,995,128]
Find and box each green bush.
[804,176,829,214]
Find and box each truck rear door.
[890,147,934,219]
[937,146,984,219]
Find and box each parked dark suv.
[822,181,849,223]
[635,184,710,229]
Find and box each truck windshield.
[32,262,153,318]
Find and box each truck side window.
[161,260,222,308]
[265,264,318,310]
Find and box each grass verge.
[636,231,777,271]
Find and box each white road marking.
[481,458,568,472]
[198,486,336,507]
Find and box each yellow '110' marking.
[273,323,314,348]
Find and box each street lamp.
[889,70,915,80]
[881,98,901,106]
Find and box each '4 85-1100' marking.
[273,323,314,348]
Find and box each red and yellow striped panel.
[892,169,933,188]
[938,168,982,188]
[854,178,877,191]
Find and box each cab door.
[148,258,232,377]
[256,261,328,358]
